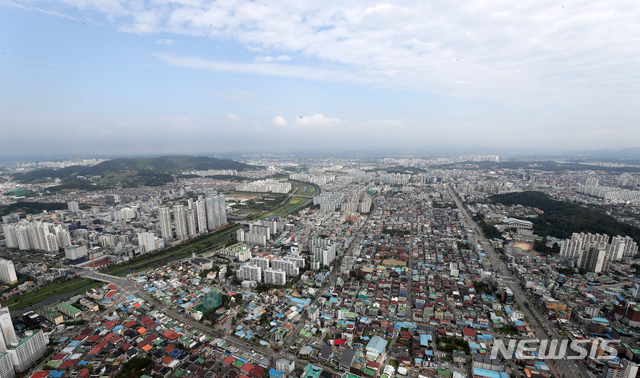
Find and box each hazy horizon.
[2,1,640,157]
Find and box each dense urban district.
[2,155,640,378]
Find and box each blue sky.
[1,0,639,158]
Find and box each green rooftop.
[58,302,81,314]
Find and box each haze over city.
[2,0,640,158]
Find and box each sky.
[1,0,640,158]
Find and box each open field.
[6,278,102,311]
[262,196,309,219]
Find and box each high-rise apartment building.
[0,306,48,373]
[251,257,270,272]
[271,258,299,277]
[195,200,207,233]
[138,232,158,253]
[264,268,286,285]
[310,237,337,267]
[0,352,13,378]
[579,246,607,273]
[237,265,262,282]
[173,204,188,239]
[67,201,80,212]
[0,260,18,285]
[158,207,173,241]
[186,209,197,237]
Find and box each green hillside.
[489,191,640,245]
[15,155,256,189]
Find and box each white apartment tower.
[251,257,270,272]
[186,208,197,237]
[264,268,286,285]
[310,237,337,267]
[195,200,207,233]
[271,258,299,277]
[67,202,80,212]
[237,265,262,282]
[0,260,18,285]
[158,207,173,241]
[138,232,158,253]
[0,353,14,378]
[0,306,47,372]
[173,204,188,239]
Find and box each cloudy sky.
[1,0,639,158]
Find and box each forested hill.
[14,155,256,188]
[488,191,640,245]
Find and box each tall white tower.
[0,307,18,352]
[158,207,173,241]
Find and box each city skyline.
[2,1,640,157]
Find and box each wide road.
[447,185,596,378]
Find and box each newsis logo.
[490,339,618,360]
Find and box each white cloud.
[33,0,640,99]
[272,116,288,126]
[295,114,341,127]
[156,39,174,45]
[254,55,293,62]
[227,113,241,122]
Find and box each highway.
[447,185,595,378]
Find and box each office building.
[158,207,173,241]
[0,259,18,285]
